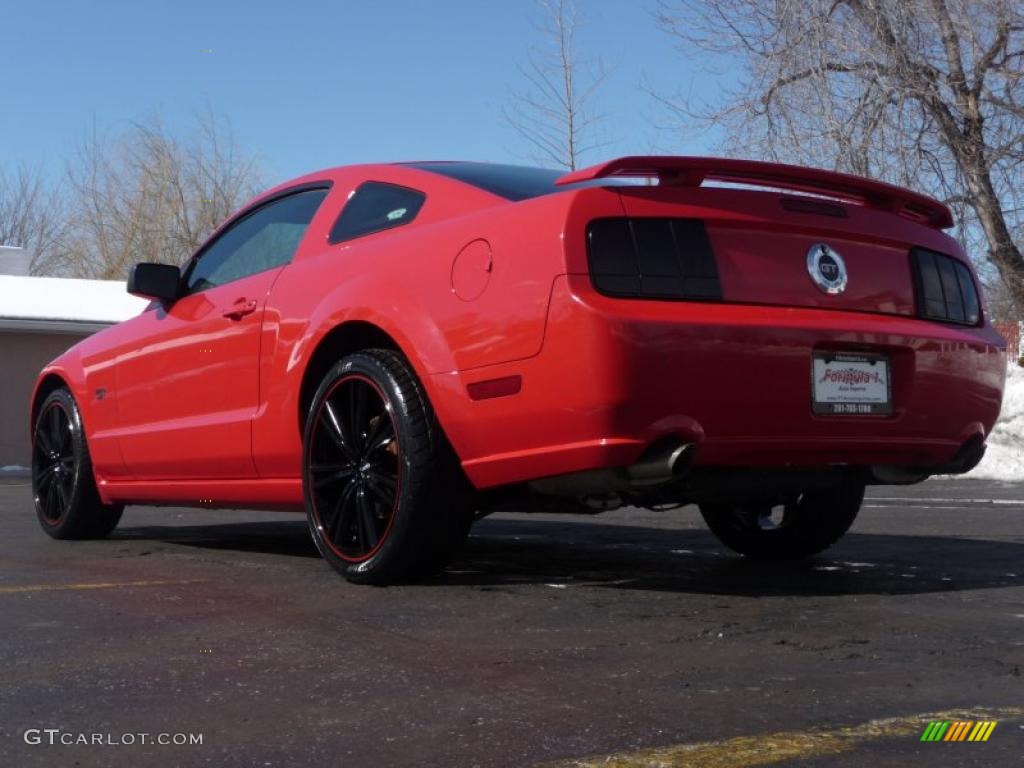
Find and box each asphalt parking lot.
[1,477,1022,767]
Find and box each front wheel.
[302,349,473,584]
[32,388,123,539]
[699,482,864,560]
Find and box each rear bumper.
[445,275,1006,489]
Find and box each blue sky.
[2,0,723,187]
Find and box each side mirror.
[127,262,181,302]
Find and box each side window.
[184,188,328,294]
[328,182,426,244]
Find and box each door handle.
[222,298,258,320]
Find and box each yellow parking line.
[538,708,1024,768]
[0,579,203,594]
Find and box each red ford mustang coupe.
[30,156,1006,583]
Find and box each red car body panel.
[31,157,1006,510]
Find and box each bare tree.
[506,0,607,170]
[43,111,263,280]
[0,165,65,273]
[656,0,1024,313]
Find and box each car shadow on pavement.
[113,515,1024,597]
[114,520,321,559]
[442,518,1024,597]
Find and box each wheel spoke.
[313,466,356,489]
[43,478,56,518]
[348,382,369,452]
[367,469,397,494]
[55,475,70,515]
[352,496,365,550]
[36,465,55,495]
[328,481,357,543]
[364,415,395,456]
[363,472,396,507]
[320,401,356,460]
[356,490,379,549]
[47,474,63,519]
[35,425,54,455]
[779,497,803,528]
[49,407,66,452]
[311,462,348,474]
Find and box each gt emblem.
[807,243,848,295]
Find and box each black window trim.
[180,181,333,294]
[327,180,427,245]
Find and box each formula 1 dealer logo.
[818,367,885,387]
[807,243,848,294]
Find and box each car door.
[114,187,329,479]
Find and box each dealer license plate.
[812,353,891,415]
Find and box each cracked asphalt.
[0,477,1022,767]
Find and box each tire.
[699,481,864,560]
[32,388,124,539]
[302,349,473,584]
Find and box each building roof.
[0,274,149,333]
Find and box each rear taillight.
[586,218,722,300]
[910,247,980,326]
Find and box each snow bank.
[968,363,1024,481]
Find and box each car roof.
[257,161,569,204]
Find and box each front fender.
[30,361,78,434]
[30,331,129,483]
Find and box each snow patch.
[968,363,1024,481]
[0,275,148,324]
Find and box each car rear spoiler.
[556,156,953,229]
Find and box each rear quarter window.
[328,181,426,244]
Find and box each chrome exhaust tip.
[626,440,694,487]
[528,438,694,497]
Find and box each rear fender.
[254,273,464,477]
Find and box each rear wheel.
[699,482,864,559]
[32,388,123,539]
[302,349,473,584]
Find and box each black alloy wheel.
[34,399,76,526]
[303,349,474,584]
[308,374,401,562]
[32,388,123,539]
[699,480,864,559]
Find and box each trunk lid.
[566,157,963,319]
